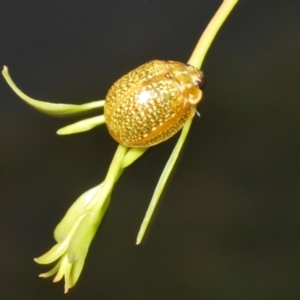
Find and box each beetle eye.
[165,72,172,79]
[196,78,205,90]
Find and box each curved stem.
[137,0,239,244]
[188,0,238,69]
[2,66,105,116]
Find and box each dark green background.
[1,0,300,299]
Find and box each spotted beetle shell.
[104,60,204,147]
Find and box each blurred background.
[1,0,300,299]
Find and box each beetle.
[104,60,204,147]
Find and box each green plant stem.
[2,66,105,116]
[136,0,239,244]
[122,147,148,168]
[188,0,238,69]
[136,119,193,244]
[86,144,148,212]
[86,144,128,211]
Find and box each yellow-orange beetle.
[104,60,204,147]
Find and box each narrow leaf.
[136,119,193,244]
[2,66,105,116]
[57,115,106,135]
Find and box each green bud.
[34,184,110,293]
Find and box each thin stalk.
[136,119,193,244]
[86,144,128,210]
[2,66,105,116]
[136,0,239,244]
[188,0,238,69]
